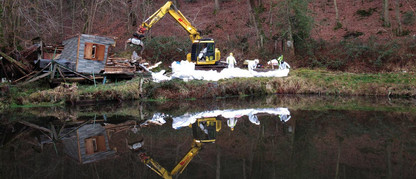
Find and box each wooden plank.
[77,130,82,163]
[50,63,57,79]
[12,71,36,84]
[85,138,95,155]
[84,42,93,59]
[96,135,106,152]
[0,51,30,74]
[23,62,51,83]
[96,44,106,61]
[20,71,51,85]
[56,66,66,83]
[55,63,94,82]
[76,35,81,72]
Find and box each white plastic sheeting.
[151,61,290,82]
[172,107,291,129]
[141,113,167,126]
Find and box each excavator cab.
[187,39,220,65]
[192,117,221,143]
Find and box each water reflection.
[1,95,416,178]
[171,107,291,130]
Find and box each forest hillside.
[1,0,416,72]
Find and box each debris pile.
[104,58,136,75]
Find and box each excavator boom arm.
[141,1,201,42]
[139,141,202,179]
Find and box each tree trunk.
[285,0,295,55]
[383,0,391,27]
[215,0,220,11]
[60,0,64,40]
[247,0,260,48]
[395,0,402,35]
[173,0,180,8]
[71,1,75,34]
[334,0,340,24]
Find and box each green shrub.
[403,11,415,25]
[143,36,190,65]
[356,8,377,17]
[334,21,343,30]
[343,31,364,39]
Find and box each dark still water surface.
[1,95,415,179]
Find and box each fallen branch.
[19,121,52,134]
[0,51,30,74]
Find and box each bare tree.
[247,0,264,48]
[334,0,341,29]
[383,0,391,27]
[285,0,294,55]
[215,0,220,11]
[395,0,403,35]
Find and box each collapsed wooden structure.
[62,124,116,164]
[1,34,148,86]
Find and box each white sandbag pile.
[152,60,290,82]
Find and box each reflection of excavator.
[134,118,221,179]
[132,1,224,67]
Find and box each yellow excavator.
[133,1,225,68]
[133,117,221,179]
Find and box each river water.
[1,95,415,179]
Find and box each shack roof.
[63,34,115,46]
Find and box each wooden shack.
[62,124,115,164]
[59,34,115,74]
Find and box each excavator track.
[195,63,228,72]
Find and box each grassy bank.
[1,68,415,108]
[145,68,416,100]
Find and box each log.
[12,71,37,84]
[20,63,51,85]
[57,66,66,83]
[0,51,30,74]
[20,72,51,86]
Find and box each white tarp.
[172,107,291,129]
[151,61,290,82]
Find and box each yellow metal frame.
[138,117,222,179]
[141,1,201,42]
[141,140,202,179]
[139,1,221,65]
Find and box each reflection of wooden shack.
[62,124,115,164]
[59,34,115,74]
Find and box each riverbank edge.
[1,68,415,109]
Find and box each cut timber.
[54,62,94,82]
[12,71,37,84]
[85,138,95,154]
[57,67,67,83]
[0,51,30,74]
[51,76,103,83]
[20,72,51,86]
[19,62,51,85]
